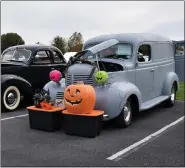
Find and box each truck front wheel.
[115,98,133,128]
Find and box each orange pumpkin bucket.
[64,84,96,114]
[62,110,104,138]
[40,102,52,110]
[27,105,65,132]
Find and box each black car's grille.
[66,74,94,86]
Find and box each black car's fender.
[1,74,33,96]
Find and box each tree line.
[1,32,84,54]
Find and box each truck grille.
[66,74,94,86]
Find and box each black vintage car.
[1,44,67,111]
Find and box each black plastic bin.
[62,110,104,138]
[27,106,64,132]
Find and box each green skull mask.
[95,71,108,84]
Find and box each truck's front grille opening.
[66,74,94,86]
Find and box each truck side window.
[138,44,151,63]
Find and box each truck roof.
[84,33,172,48]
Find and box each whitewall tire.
[3,86,21,111]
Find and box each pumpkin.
[95,71,108,84]
[40,102,52,110]
[64,84,96,114]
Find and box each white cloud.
[1,1,184,44]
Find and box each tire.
[2,85,21,112]
[163,83,176,108]
[115,98,133,128]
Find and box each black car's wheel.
[164,83,176,108]
[2,85,21,112]
[115,98,133,128]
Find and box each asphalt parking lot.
[1,101,184,167]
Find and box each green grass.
[176,82,184,101]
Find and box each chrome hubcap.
[6,91,17,106]
[171,87,175,102]
[124,101,131,123]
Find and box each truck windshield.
[80,39,133,60]
[1,48,32,62]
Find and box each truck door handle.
[150,69,155,72]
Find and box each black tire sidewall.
[115,98,133,128]
[164,84,176,108]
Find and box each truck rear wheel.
[115,98,133,128]
[2,85,21,112]
[164,83,176,108]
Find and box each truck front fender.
[94,81,142,119]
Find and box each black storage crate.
[27,106,64,132]
[63,110,104,138]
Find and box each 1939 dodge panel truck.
[1,44,67,111]
[65,33,179,128]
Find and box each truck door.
[135,44,154,102]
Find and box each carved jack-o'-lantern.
[64,84,96,114]
[95,71,108,84]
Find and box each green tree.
[51,36,67,54]
[1,32,25,53]
[67,32,84,52]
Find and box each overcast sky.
[1,1,184,45]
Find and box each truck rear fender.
[162,72,179,96]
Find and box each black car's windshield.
[1,48,32,62]
[79,39,133,60]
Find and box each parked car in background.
[65,33,179,128]
[1,44,67,111]
[173,40,184,82]
[64,52,77,62]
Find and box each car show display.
[66,33,179,128]
[4,33,179,139]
